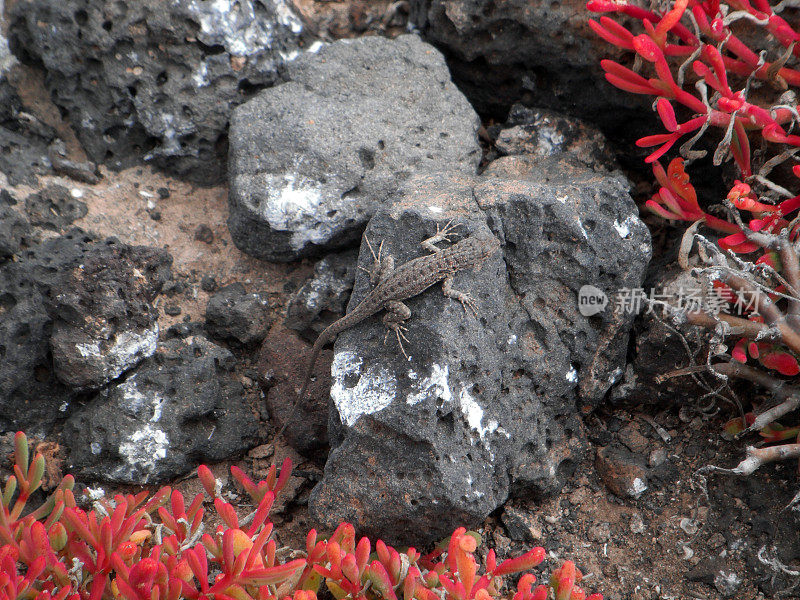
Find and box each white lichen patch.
[113,424,169,484]
[614,215,638,239]
[458,388,498,442]
[566,364,579,383]
[250,171,342,250]
[85,486,106,501]
[629,477,648,498]
[331,351,397,427]
[406,363,452,406]
[193,61,209,88]
[118,374,165,423]
[76,325,159,385]
[187,0,302,57]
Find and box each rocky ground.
[1,0,800,599]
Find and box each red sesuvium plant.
[1,432,602,600]
[588,0,800,480]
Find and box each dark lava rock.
[227,34,481,261]
[205,283,272,345]
[408,0,651,135]
[308,156,650,544]
[595,445,649,499]
[24,185,88,231]
[46,239,171,391]
[0,204,35,262]
[491,104,617,171]
[0,20,54,186]
[0,230,97,435]
[9,0,306,183]
[0,231,171,435]
[47,139,100,184]
[65,336,259,484]
[284,248,358,336]
[258,323,329,457]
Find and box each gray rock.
[480,154,652,410]
[9,0,305,183]
[0,231,171,435]
[205,283,272,345]
[65,336,259,484]
[409,0,651,133]
[46,239,172,390]
[284,248,358,336]
[0,204,35,262]
[0,11,54,186]
[309,158,650,544]
[492,105,617,171]
[0,230,99,435]
[24,185,88,231]
[227,34,481,261]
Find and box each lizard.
[297,223,502,400]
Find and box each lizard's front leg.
[362,236,395,286]
[442,275,479,317]
[382,300,411,359]
[421,220,459,254]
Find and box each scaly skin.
[297,229,501,400]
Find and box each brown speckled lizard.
[298,224,501,400]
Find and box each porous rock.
[24,185,88,231]
[0,230,172,434]
[227,34,481,261]
[308,156,650,544]
[0,203,35,262]
[46,239,172,390]
[205,283,272,345]
[0,230,97,435]
[0,12,53,186]
[9,0,305,183]
[65,336,259,484]
[491,104,617,171]
[284,248,358,336]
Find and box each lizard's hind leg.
[382,300,411,359]
[442,275,479,317]
[362,236,394,286]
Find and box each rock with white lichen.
[46,238,172,391]
[9,0,306,183]
[227,34,482,261]
[307,153,651,544]
[0,230,170,435]
[64,336,258,484]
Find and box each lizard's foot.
[422,220,460,254]
[435,219,459,242]
[383,323,410,359]
[454,291,480,317]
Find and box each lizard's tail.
[297,325,334,400]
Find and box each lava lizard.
[297,224,501,400]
